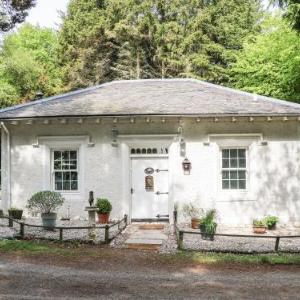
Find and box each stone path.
[124,224,168,250]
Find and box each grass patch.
[0,239,75,256]
[171,251,300,265]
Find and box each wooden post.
[178,231,184,250]
[173,210,178,224]
[124,214,128,227]
[59,228,63,242]
[20,222,24,239]
[105,225,109,244]
[275,237,280,252]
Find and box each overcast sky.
[25,0,70,29]
[25,0,271,29]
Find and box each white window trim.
[51,149,79,193]
[38,136,88,197]
[219,146,249,193]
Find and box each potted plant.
[96,198,112,224]
[8,207,23,220]
[263,215,279,230]
[182,202,204,229]
[252,219,267,234]
[199,209,217,240]
[27,191,64,229]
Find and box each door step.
[138,224,165,230]
[125,238,163,250]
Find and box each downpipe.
[0,122,11,209]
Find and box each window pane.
[62,151,69,160]
[63,172,70,181]
[54,161,62,170]
[222,180,230,189]
[54,151,61,160]
[238,149,246,158]
[230,159,238,168]
[55,172,62,181]
[70,151,77,159]
[63,181,70,190]
[238,170,246,179]
[231,180,238,189]
[222,159,229,168]
[230,171,238,179]
[71,181,78,190]
[71,172,77,180]
[239,180,246,189]
[239,159,246,168]
[69,160,77,170]
[222,149,229,158]
[222,171,229,179]
[55,181,62,190]
[230,149,238,158]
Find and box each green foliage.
[27,191,64,214]
[231,16,300,102]
[0,0,36,32]
[253,219,267,227]
[200,209,217,234]
[96,198,112,214]
[263,215,279,229]
[0,24,63,107]
[271,1,300,32]
[59,0,261,88]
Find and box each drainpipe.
[0,122,11,209]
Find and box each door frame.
[130,155,169,222]
[118,134,177,224]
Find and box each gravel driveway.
[0,251,299,300]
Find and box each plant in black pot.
[96,198,112,224]
[263,215,279,230]
[8,207,23,220]
[27,191,64,230]
[199,209,217,241]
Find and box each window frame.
[219,146,249,192]
[51,149,79,193]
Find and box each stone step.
[125,238,163,250]
[139,224,165,230]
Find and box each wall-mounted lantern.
[182,158,191,175]
[111,127,119,147]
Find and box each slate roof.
[0,79,300,119]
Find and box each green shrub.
[263,216,279,229]
[96,198,112,214]
[200,209,217,234]
[27,191,64,214]
[253,219,267,227]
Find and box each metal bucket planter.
[200,224,217,241]
[41,213,57,230]
[8,209,23,220]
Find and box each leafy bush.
[263,216,279,229]
[96,198,112,214]
[200,209,217,234]
[182,202,204,219]
[27,191,64,214]
[253,219,267,227]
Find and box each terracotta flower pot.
[98,213,110,224]
[191,218,201,229]
[253,225,267,234]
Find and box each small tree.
[27,191,64,214]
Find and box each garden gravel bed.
[0,217,121,243]
[178,224,300,253]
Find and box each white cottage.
[1,79,300,225]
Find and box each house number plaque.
[145,175,154,191]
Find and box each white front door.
[131,157,169,219]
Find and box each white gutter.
[1,122,11,209]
